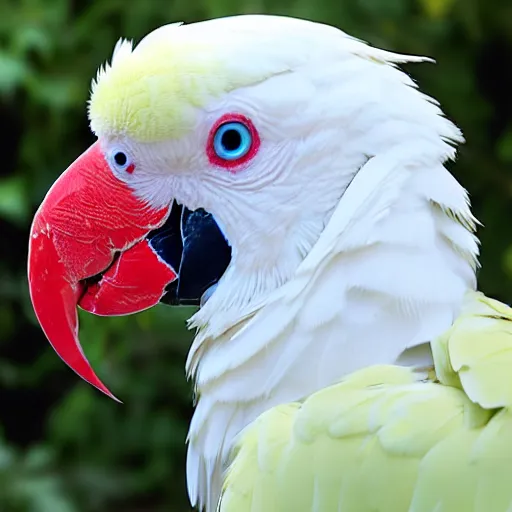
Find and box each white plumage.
[85,14,480,511]
[165,17,481,512]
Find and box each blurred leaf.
[26,75,84,109]
[0,52,30,93]
[49,386,96,445]
[502,245,512,279]
[12,26,53,58]
[0,176,29,225]
[358,0,408,19]
[23,446,54,471]
[498,128,512,163]
[0,442,16,470]
[418,0,457,19]
[0,440,75,512]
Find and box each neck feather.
[184,153,479,511]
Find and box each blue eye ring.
[213,122,252,161]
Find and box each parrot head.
[28,15,471,400]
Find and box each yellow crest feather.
[88,24,230,142]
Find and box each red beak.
[28,142,176,399]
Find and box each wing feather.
[220,294,512,511]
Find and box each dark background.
[1,0,511,510]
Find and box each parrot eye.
[114,152,127,166]
[108,149,135,175]
[214,123,251,160]
[207,114,260,170]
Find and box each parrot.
[26,14,512,512]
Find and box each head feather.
[88,15,433,143]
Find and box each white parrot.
[27,14,512,512]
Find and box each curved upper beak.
[28,142,231,400]
[28,142,174,399]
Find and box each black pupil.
[221,129,242,151]
[114,152,127,166]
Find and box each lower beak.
[28,143,231,400]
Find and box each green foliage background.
[0,0,511,510]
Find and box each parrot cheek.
[79,239,177,316]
